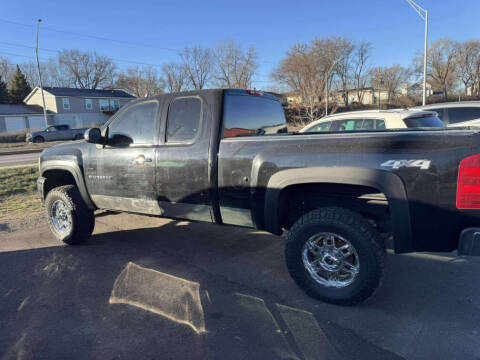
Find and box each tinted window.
[403,116,445,128]
[357,119,374,130]
[108,101,158,145]
[166,97,201,142]
[306,121,331,132]
[376,119,386,129]
[223,95,286,138]
[447,107,480,124]
[331,119,369,131]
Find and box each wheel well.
[278,183,392,232]
[43,169,76,196]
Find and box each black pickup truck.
[37,89,480,305]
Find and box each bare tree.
[456,40,480,96]
[18,61,38,88]
[370,65,409,103]
[162,62,188,93]
[271,42,325,122]
[179,46,213,90]
[20,59,79,88]
[214,40,258,88]
[351,41,372,103]
[414,38,458,100]
[332,39,355,106]
[58,50,116,89]
[116,66,164,97]
[0,57,13,83]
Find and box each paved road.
[0,152,39,167]
[1,213,479,360]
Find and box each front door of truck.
[87,100,161,215]
[155,95,213,222]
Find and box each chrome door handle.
[135,154,152,165]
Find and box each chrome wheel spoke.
[328,271,339,284]
[339,244,353,257]
[343,262,359,275]
[307,239,321,253]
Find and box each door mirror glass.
[84,127,103,144]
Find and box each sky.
[1,0,479,89]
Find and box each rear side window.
[403,116,444,128]
[166,97,201,142]
[306,121,331,132]
[447,107,480,124]
[108,101,158,145]
[331,119,372,131]
[223,94,287,138]
[376,119,386,129]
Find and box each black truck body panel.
[39,89,480,254]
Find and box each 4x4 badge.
[381,159,431,170]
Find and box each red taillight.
[457,154,480,209]
[246,89,263,96]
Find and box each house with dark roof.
[23,87,135,129]
[0,104,54,133]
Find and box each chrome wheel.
[302,232,360,288]
[50,199,72,234]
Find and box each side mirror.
[84,128,103,144]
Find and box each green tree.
[0,75,9,103]
[8,65,32,103]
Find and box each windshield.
[403,116,445,128]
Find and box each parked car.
[299,109,444,133]
[26,125,88,143]
[37,89,480,306]
[412,101,480,127]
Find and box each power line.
[0,18,278,66]
[0,50,47,61]
[0,41,167,68]
[0,18,179,53]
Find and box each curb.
[0,149,44,156]
[0,163,37,170]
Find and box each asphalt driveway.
[0,213,479,360]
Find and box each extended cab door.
[155,95,213,222]
[87,100,161,214]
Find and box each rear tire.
[45,185,95,244]
[33,136,44,143]
[285,207,385,306]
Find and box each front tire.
[33,136,44,143]
[285,207,385,306]
[45,185,95,244]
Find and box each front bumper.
[458,228,480,256]
[37,176,46,203]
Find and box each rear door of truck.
[154,90,222,222]
[217,89,287,227]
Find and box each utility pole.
[406,0,428,106]
[35,19,48,127]
[378,68,381,110]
